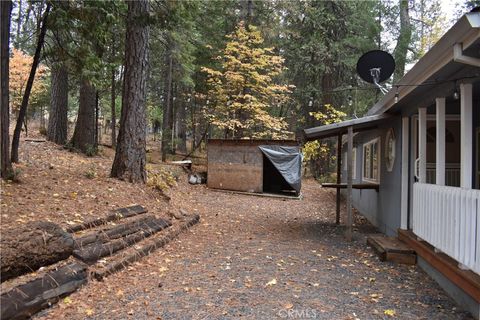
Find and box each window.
[343,148,357,179]
[363,138,380,183]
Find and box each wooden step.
[367,234,416,265]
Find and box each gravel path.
[36,179,473,320]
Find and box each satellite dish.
[356,50,395,93]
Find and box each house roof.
[366,11,480,116]
[303,114,392,141]
[303,11,480,141]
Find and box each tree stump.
[1,221,74,282]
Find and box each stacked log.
[0,263,88,320]
[65,205,147,233]
[73,217,171,263]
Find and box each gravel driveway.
[36,179,473,320]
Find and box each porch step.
[367,234,417,265]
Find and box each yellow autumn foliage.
[9,48,49,113]
[202,21,294,139]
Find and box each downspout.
[453,43,480,67]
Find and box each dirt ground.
[0,137,180,234]
[1,134,473,320]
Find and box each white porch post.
[436,98,446,186]
[401,117,409,229]
[460,83,473,189]
[418,108,427,183]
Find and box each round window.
[385,128,395,172]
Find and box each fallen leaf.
[159,266,168,273]
[266,279,277,286]
[384,309,396,317]
[284,302,294,309]
[63,297,73,304]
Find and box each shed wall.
[207,140,298,193]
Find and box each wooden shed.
[207,139,302,196]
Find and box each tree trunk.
[110,67,116,148]
[393,0,412,83]
[70,79,96,153]
[0,221,74,282]
[245,0,253,25]
[191,100,196,152]
[47,64,68,144]
[0,0,12,178]
[11,2,51,163]
[171,83,177,154]
[176,97,187,154]
[161,45,173,162]
[95,90,99,146]
[21,1,32,37]
[15,0,22,48]
[111,0,149,183]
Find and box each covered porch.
[406,81,480,276]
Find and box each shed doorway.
[262,154,297,196]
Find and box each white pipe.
[453,43,480,67]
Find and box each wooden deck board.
[367,234,416,265]
[398,229,480,303]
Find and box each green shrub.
[84,165,97,179]
[85,144,98,157]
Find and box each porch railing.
[413,183,480,275]
[425,163,460,187]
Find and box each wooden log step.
[73,218,171,263]
[0,263,88,320]
[367,234,416,265]
[65,205,147,233]
[73,215,162,249]
[94,213,200,280]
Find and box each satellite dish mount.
[356,50,395,94]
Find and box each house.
[207,139,302,197]
[304,11,480,319]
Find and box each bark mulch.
[34,179,473,320]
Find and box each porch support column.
[336,134,342,225]
[418,107,427,183]
[345,126,353,241]
[401,116,409,229]
[460,83,473,189]
[436,97,446,186]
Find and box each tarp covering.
[259,145,303,194]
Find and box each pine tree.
[1,0,13,178]
[203,21,292,139]
[111,0,150,183]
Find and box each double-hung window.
[363,138,380,183]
